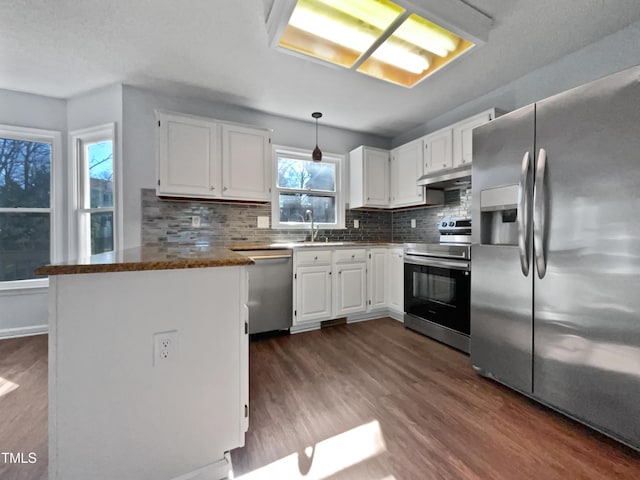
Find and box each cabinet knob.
[329,271,332,276]
[314,256,318,260]
[339,270,342,275]
[443,164,447,168]
[462,159,466,164]
[209,186,215,190]
[367,197,370,200]
[223,186,228,191]
[425,163,428,168]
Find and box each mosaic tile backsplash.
[141,187,471,247]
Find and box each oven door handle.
[404,257,470,271]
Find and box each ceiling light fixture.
[267,0,492,88]
[311,112,322,162]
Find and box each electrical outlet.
[353,219,359,229]
[257,216,270,228]
[191,215,201,228]
[153,330,179,366]
[411,219,416,228]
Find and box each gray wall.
[392,19,640,147]
[0,89,67,336]
[122,86,391,249]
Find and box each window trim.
[271,145,345,230]
[0,124,63,290]
[69,123,121,259]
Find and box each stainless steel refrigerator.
[471,65,640,449]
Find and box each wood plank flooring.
[231,318,640,479]
[1,320,639,479]
[0,334,47,480]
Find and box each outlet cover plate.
[411,219,416,228]
[257,216,270,228]
[153,330,179,366]
[353,219,359,229]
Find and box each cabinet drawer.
[333,249,367,264]
[296,250,332,266]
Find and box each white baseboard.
[0,324,48,339]
[291,310,405,333]
[170,453,231,480]
[388,309,404,322]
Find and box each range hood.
[417,164,472,190]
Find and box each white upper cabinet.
[452,109,495,168]
[156,111,271,201]
[423,128,453,173]
[221,124,271,201]
[157,112,221,197]
[390,138,424,208]
[349,146,389,208]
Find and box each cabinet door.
[387,248,404,313]
[424,129,453,173]
[390,139,424,207]
[334,263,366,316]
[368,249,387,311]
[295,265,332,324]
[221,124,271,201]
[363,148,389,207]
[157,113,220,197]
[453,110,494,168]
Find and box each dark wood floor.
[231,318,640,479]
[2,321,640,479]
[0,334,47,480]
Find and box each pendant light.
[311,112,323,162]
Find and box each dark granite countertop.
[35,246,254,276]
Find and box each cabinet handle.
[367,197,370,200]
[425,163,428,168]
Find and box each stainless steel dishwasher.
[236,249,293,334]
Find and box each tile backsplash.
[141,187,471,247]
[141,189,392,246]
[392,188,471,243]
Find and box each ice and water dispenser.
[479,184,520,245]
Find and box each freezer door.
[534,65,640,448]
[471,104,535,393]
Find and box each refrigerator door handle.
[517,151,531,276]
[533,148,547,279]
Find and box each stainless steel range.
[403,218,471,353]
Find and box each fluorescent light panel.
[277,0,475,87]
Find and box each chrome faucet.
[304,209,318,242]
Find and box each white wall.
[121,86,391,248]
[392,19,640,147]
[0,89,67,337]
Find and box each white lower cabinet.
[334,263,367,316]
[295,265,332,324]
[293,246,403,327]
[368,248,387,311]
[388,248,404,314]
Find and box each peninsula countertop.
[35,245,255,276]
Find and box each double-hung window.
[272,146,344,229]
[71,124,117,257]
[0,125,61,284]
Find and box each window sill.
[0,278,49,295]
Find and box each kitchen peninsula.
[36,246,252,480]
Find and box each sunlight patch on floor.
[234,420,388,479]
[0,376,19,397]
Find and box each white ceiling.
[2,0,640,138]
